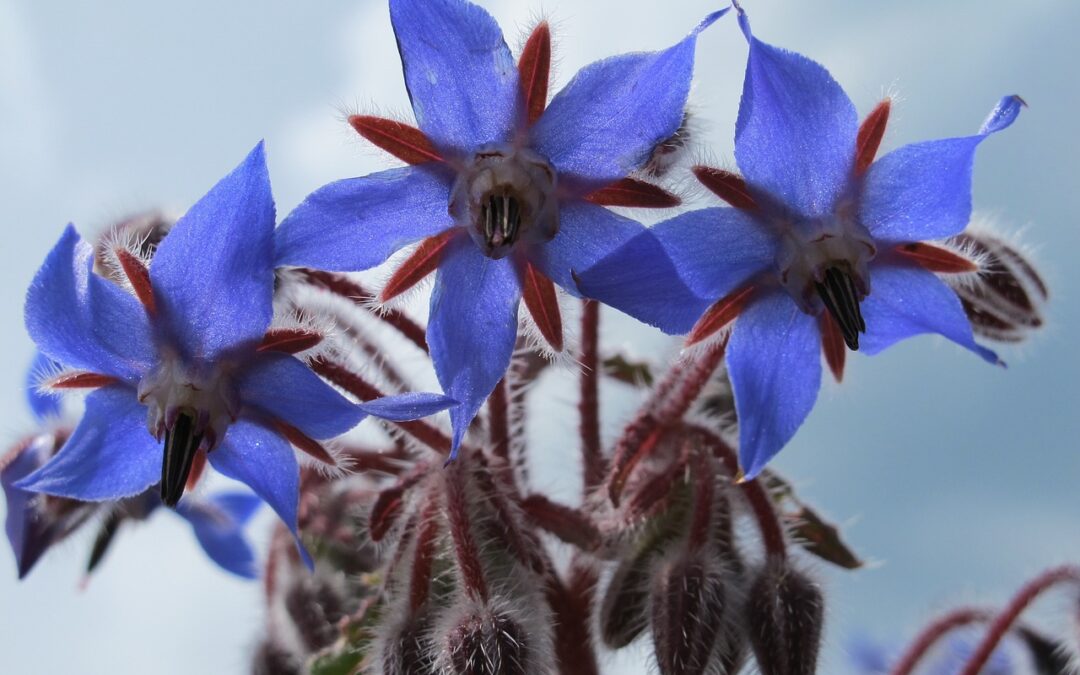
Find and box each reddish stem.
[654,341,727,424]
[690,425,787,560]
[300,268,428,352]
[579,299,604,492]
[890,608,993,675]
[311,358,451,455]
[444,464,489,603]
[959,566,1080,675]
[409,485,444,613]
[488,378,511,464]
[547,564,601,675]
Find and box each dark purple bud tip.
[251,639,301,675]
[744,559,825,675]
[160,409,203,507]
[381,617,436,675]
[445,610,528,675]
[283,576,347,652]
[600,552,652,649]
[651,555,739,675]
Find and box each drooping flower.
[579,5,1023,478]
[17,143,455,564]
[5,354,263,579]
[274,0,724,454]
[88,490,265,580]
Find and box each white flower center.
[773,199,877,348]
[137,351,239,453]
[450,145,559,259]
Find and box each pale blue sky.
[1,0,1078,672]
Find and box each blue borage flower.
[579,5,1023,478]
[16,143,455,566]
[4,354,263,579]
[274,0,725,455]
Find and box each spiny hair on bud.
[432,596,554,675]
[375,614,438,675]
[743,558,825,675]
[650,551,746,675]
[644,109,695,179]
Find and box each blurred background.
[1,0,1077,672]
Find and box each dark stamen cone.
[161,410,203,507]
[744,559,825,675]
[1013,626,1073,675]
[814,266,865,350]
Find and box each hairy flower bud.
[744,559,825,675]
[251,639,301,675]
[650,553,742,675]
[380,616,437,675]
[442,608,529,675]
[949,231,1048,343]
[283,575,348,652]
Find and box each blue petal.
[357,393,458,422]
[652,207,777,300]
[25,226,155,382]
[16,386,160,501]
[2,438,53,578]
[25,352,61,420]
[176,493,261,579]
[733,7,857,218]
[389,0,520,155]
[236,353,365,439]
[530,12,725,191]
[274,165,454,271]
[558,203,712,334]
[727,290,821,478]
[149,142,276,360]
[859,263,999,364]
[208,491,263,525]
[428,235,521,455]
[860,96,1025,244]
[209,419,311,569]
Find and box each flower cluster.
[5,0,1050,674]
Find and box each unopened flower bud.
[283,574,348,652]
[380,616,437,675]
[650,553,741,675]
[251,639,301,675]
[744,559,824,675]
[446,610,526,675]
[949,231,1048,343]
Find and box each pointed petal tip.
[694,7,730,35]
[732,0,752,40]
[980,95,1026,135]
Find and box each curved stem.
[688,424,786,560]
[890,608,993,675]
[959,565,1080,675]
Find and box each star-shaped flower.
[17,143,455,564]
[579,5,1023,478]
[274,0,724,454]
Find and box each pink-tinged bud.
[650,553,741,675]
[283,575,348,652]
[744,559,825,675]
[251,639,301,675]
[949,231,1048,343]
